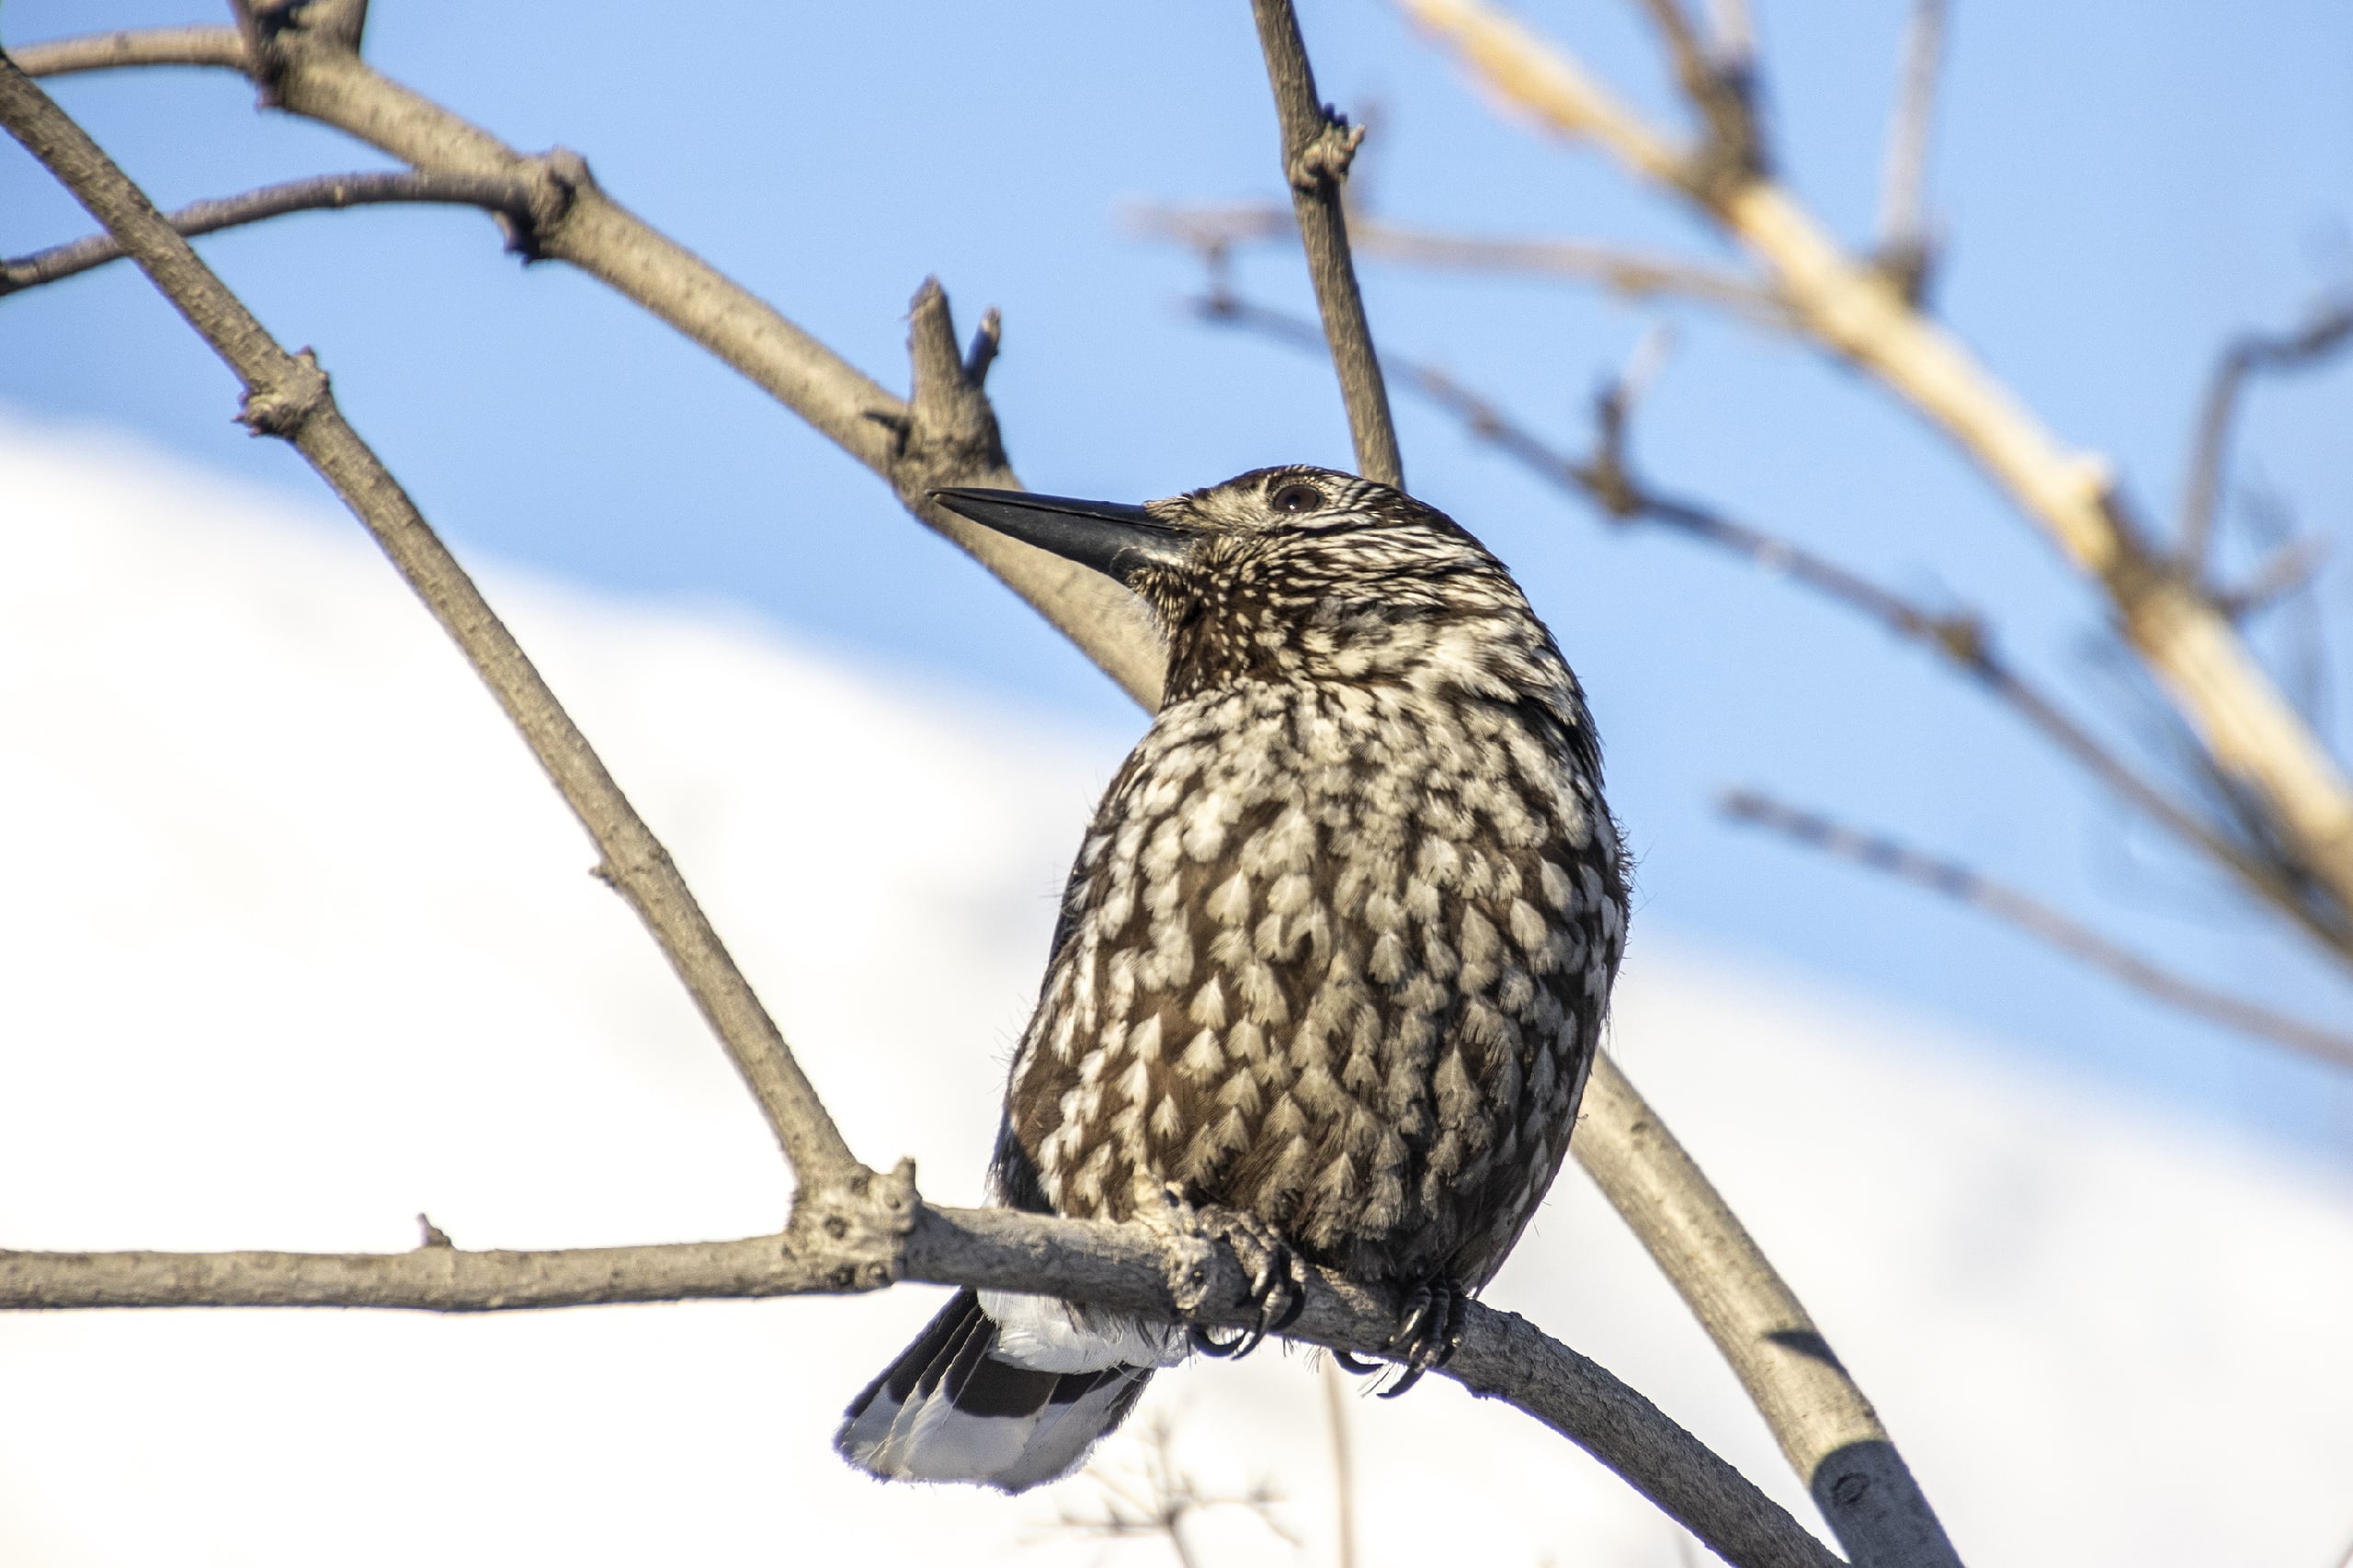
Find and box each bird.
[835,465,1628,1493]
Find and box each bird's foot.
[1376,1278,1467,1398]
[1186,1204,1308,1361]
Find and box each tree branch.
[1247,0,1404,486]
[1721,790,2353,1071]
[6,25,247,77]
[2177,298,2353,574]
[1576,1056,1960,1568]
[1404,0,2353,968]
[0,1202,1843,1568]
[1630,0,1766,198]
[0,48,871,1199]
[1870,0,1946,303]
[0,168,534,296]
[1130,199,1786,324]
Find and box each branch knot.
[1286,110,1365,192]
[785,1158,919,1293]
[889,278,1010,498]
[237,348,332,439]
[497,148,592,262]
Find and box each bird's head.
[935,465,1574,710]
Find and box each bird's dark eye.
[1269,481,1324,515]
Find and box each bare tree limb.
[1721,790,2353,1070]
[1129,199,1787,324]
[1703,0,1755,74]
[1198,289,2353,964]
[1577,1056,1962,1568]
[0,168,534,296]
[0,48,873,1199]
[1403,0,2353,965]
[1871,0,1946,304]
[1323,1360,1361,1568]
[0,1201,1844,1568]
[6,25,247,77]
[1630,0,1766,197]
[1247,0,1404,486]
[2216,535,2331,623]
[2177,298,2353,574]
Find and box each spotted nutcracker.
[836,465,1628,1491]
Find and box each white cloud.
[2,412,2347,1568]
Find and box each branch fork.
[786,1158,922,1293]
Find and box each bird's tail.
[835,1288,1185,1493]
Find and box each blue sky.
[6,0,2351,1158]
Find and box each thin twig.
[1044,1415,1294,1568]
[1323,1359,1360,1568]
[1406,0,2353,931]
[1721,790,2353,1070]
[0,51,871,1197]
[1871,0,1946,303]
[1704,0,1754,74]
[1247,0,1404,486]
[1630,0,1766,195]
[0,169,534,295]
[0,1200,1840,1568]
[2177,298,2353,573]
[6,26,247,76]
[1129,199,1785,323]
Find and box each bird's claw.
[1377,1278,1466,1398]
[1187,1205,1308,1360]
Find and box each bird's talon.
[1190,1324,1245,1358]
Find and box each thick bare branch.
[1578,1056,1961,1568]
[2177,299,2353,573]
[0,168,533,296]
[0,1201,1842,1568]
[0,49,870,1193]
[1247,0,1404,486]
[1722,790,2353,1070]
[1404,0,2353,953]
[1871,0,1946,303]
[1131,199,1785,322]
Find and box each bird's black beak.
[930,488,1189,585]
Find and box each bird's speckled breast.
[1004,671,1622,1290]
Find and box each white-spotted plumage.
[838,466,1627,1493]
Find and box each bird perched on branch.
[837,466,1627,1492]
